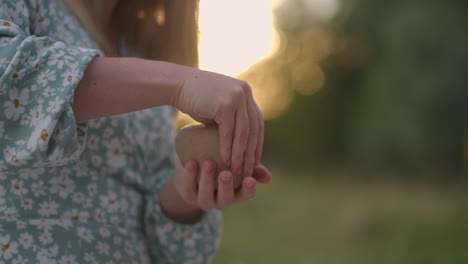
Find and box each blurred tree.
[264,0,468,176]
[341,0,468,174]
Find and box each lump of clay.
[175,124,245,190]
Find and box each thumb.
[252,165,272,184]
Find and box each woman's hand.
[171,69,264,177]
[170,160,272,212]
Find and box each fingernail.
[187,161,196,171]
[221,174,231,184]
[246,180,254,188]
[204,161,214,173]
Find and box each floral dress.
[0,0,222,263]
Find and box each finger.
[215,108,235,167]
[234,177,256,203]
[198,160,217,211]
[231,95,250,176]
[252,165,272,184]
[216,171,234,210]
[243,92,259,177]
[254,106,264,167]
[182,161,198,204]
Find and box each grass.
[212,166,468,264]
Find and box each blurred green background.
[208,0,468,263]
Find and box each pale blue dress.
[0,0,222,263]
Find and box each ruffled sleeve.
[0,0,100,174]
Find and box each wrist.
[153,59,194,108]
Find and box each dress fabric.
[0,0,222,263]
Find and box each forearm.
[158,167,205,225]
[73,57,191,122]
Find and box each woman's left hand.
[173,160,272,211]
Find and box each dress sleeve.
[143,128,223,264]
[0,0,100,174]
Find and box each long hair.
[64,0,201,68]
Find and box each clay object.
[175,124,245,190]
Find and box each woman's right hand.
[170,68,264,177]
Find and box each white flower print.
[47,50,66,69]
[46,97,64,113]
[16,220,26,230]
[98,227,110,238]
[28,105,44,127]
[82,198,93,209]
[21,198,33,210]
[71,192,84,203]
[59,254,77,264]
[0,1,222,262]
[86,134,99,150]
[42,87,56,97]
[113,251,122,260]
[96,241,110,255]
[109,215,120,226]
[60,67,79,86]
[48,147,65,165]
[60,167,71,177]
[51,120,66,142]
[0,36,12,47]
[20,50,34,65]
[155,224,171,244]
[66,47,80,55]
[124,241,135,256]
[99,191,119,213]
[73,160,88,177]
[120,199,129,212]
[19,113,31,126]
[94,209,106,223]
[4,88,29,120]
[183,231,203,247]
[48,175,75,198]
[56,217,73,230]
[38,232,53,245]
[19,233,33,249]
[19,167,44,180]
[3,146,29,167]
[103,127,114,138]
[10,179,28,195]
[63,209,89,222]
[27,116,56,152]
[0,58,8,69]
[77,227,94,243]
[105,138,126,169]
[90,155,102,167]
[3,5,24,27]
[37,69,57,86]
[113,236,122,246]
[30,181,46,197]
[0,84,7,97]
[0,234,19,260]
[38,201,59,217]
[29,218,56,232]
[89,117,105,128]
[3,207,18,221]
[84,253,96,263]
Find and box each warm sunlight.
[177,0,341,126]
[198,0,275,77]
